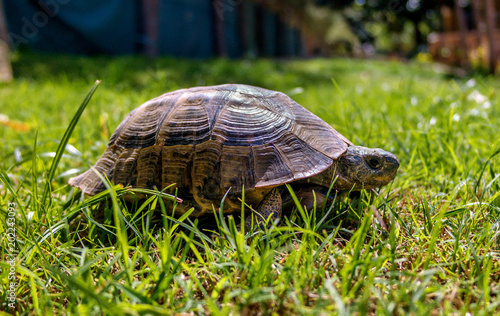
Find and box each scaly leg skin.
[245,187,282,229]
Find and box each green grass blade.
[41,80,101,207]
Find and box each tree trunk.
[454,0,469,68]
[0,0,12,82]
[470,0,484,49]
[485,0,497,73]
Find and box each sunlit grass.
[1,52,499,314]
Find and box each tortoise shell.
[69,84,353,216]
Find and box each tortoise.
[69,84,399,226]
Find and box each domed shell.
[69,84,352,212]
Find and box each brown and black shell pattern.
[69,84,352,216]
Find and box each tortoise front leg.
[245,187,282,229]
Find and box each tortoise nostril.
[367,157,382,170]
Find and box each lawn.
[1,52,499,315]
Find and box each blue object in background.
[158,0,215,58]
[3,0,303,58]
[4,0,137,54]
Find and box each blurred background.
[0,0,499,80]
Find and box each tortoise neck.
[303,161,355,191]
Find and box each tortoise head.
[335,146,399,190]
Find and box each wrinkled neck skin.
[284,145,400,210]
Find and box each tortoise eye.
[367,157,382,170]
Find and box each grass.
[1,51,500,315]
